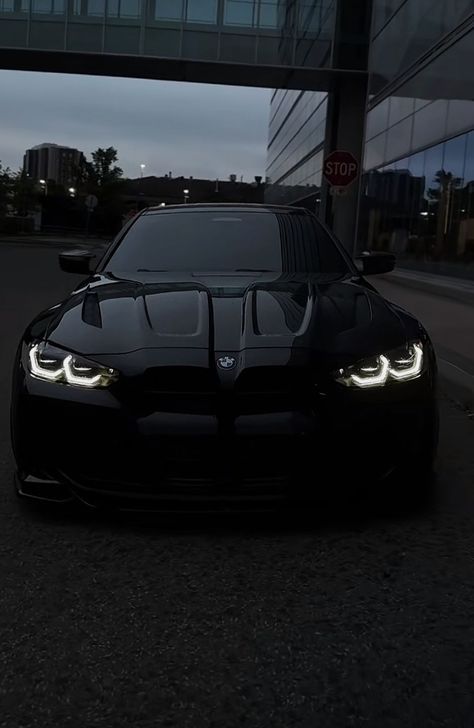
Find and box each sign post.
[84,194,98,238]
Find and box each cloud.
[0,71,271,180]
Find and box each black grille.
[118,366,310,415]
[234,367,309,413]
[142,366,216,394]
[235,367,308,394]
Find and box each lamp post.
[183,188,190,204]
[68,187,76,198]
[39,179,47,196]
[140,164,146,179]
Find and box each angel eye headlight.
[28,343,118,388]
[335,341,424,389]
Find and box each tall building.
[266,1,474,267]
[23,143,85,188]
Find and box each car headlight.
[335,341,424,389]
[28,342,118,388]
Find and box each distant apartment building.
[23,143,85,187]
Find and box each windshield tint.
[106,210,350,275]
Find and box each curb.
[381,272,474,307]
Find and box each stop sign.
[323,150,359,188]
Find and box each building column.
[320,73,369,254]
[320,0,373,255]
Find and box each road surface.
[1,243,474,728]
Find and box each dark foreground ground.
[1,243,474,728]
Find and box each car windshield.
[105,210,350,276]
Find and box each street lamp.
[68,187,76,198]
[39,179,47,195]
[183,188,190,204]
[140,164,146,178]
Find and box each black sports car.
[11,204,438,511]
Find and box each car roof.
[143,203,310,215]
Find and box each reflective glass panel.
[386,116,413,162]
[224,0,255,26]
[365,99,390,140]
[446,100,474,139]
[372,0,403,35]
[424,143,444,201]
[186,0,217,23]
[364,133,387,171]
[183,30,218,58]
[32,0,64,13]
[412,101,448,152]
[464,131,474,223]
[119,0,140,17]
[87,0,105,16]
[388,96,415,127]
[444,135,468,187]
[465,131,474,187]
[259,1,278,28]
[443,134,468,255]
[359,129,474,263]
[0,0,14,12]
[408,150,425,179]
[155,0,183,20]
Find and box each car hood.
[44,272,411,365]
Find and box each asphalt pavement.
[1,242,474,728]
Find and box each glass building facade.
[361,1,474,271]
[0,0,335,71]
[265,88,328,205]
[266,0,474,271]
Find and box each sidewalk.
[383,268,474,306]
[375,271,474,410]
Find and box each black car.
[11,204,438,511]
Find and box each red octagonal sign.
[323,150,359,188]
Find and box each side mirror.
[59,250,95,274]
[355,251,396,276]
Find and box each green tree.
[85,147,123,190]
[78,147,126,235]
[11,169,37,216]
[0,161,14,218]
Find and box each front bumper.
[11,367,437,511]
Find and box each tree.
[11,168,37,216]
[0,161,14,218]
[77,147,126,235]
[85,147,123,190]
